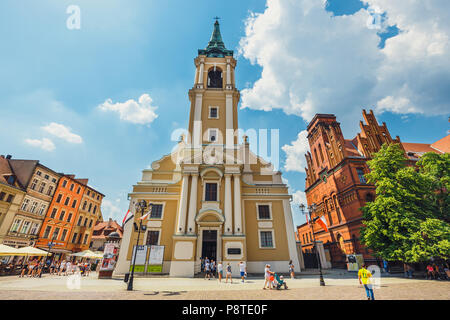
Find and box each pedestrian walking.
[263,264,273,290]
[65,260,71,276]
[358,264,374,300]
[426,264,435,279]
[289,260,295,279]
[50,260,56,275]
[210,260,216,278]
[58,260,65,276]
[383,260,389,273]
[217,261,223,283]
[239,261,247,283]
[225,263,232,283]
[204,260,211,280]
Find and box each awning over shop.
[70,250,104,259]
[0,244,18,256]
[36,247,72,254]
[15,246,49,256]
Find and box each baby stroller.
[274,273,288,290]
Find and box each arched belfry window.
[207,67,223,88]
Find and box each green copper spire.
[198,19,234,57]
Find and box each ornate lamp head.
[135,200,147,211]
[299,203,306,213]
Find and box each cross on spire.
[213,16,221,21]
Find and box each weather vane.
[214,16,221,21]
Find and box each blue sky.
[0,0,449,228]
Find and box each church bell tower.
[188,19,240,148]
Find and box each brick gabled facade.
[299,110,405,267]
[298,109,448,268]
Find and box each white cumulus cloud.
[42,122,83,144]
[25,138,55,151]
[98,93,158,125]
[282,130,309,173]
[292,189,307,206]
[239,0,450,134]
[101,199,123,221]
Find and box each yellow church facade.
[115,20,300,277]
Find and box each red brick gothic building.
[296,109,448,268]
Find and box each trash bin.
[124,273,130,283]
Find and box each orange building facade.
[67,183,104,254]
[36,175,87,259]
[296,109,449,268]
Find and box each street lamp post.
[300,203,326,286]
[127,200,148,291]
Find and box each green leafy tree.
[360,143,450,263]
[417,152,450,222]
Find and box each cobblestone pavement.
[0,272,448,300]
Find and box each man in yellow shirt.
[358,264,374,300]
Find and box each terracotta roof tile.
[344,139,362,157]
[430,135,450,153]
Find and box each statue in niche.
[207,67,223,88]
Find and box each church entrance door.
[201,230,217,260]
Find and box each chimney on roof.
[6,155,12,159]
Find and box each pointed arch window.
[318,144,325,163]
[314,149,320,167]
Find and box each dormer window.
[6,175,16,185]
